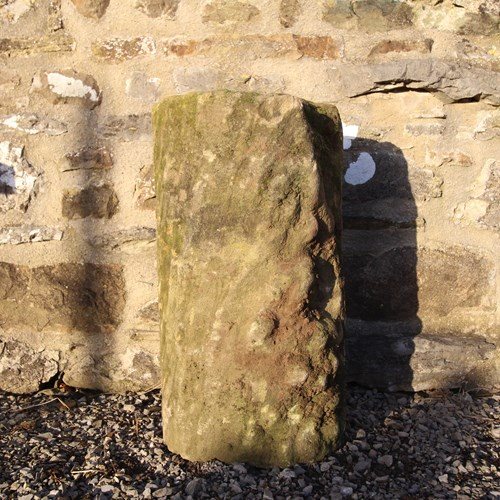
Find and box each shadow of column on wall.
[64,107,121,391]
[341,138,422,392]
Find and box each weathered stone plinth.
[153,91,345,467]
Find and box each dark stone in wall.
[70,0,110,19]
[323,0,413,31]
[63,146,113,172]
[344,245,494,322]
[135,0,180,18]
[62,184,119,219]
[0,262,125,334]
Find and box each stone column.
[153,91,345,467]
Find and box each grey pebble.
[233,463,247,474]
[303,484,313,495]
[185,478,203,496]
[153,486,173,497]
[377,455,393,467]
[262,487,274,499]
[340,486,353,496]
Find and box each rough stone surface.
[337,59,500,105]
[63,146,113,172]
[0,114,68,136]
[344,245,494,322]
[0,339,59,393]
[70,0,110,19]
[368,39,433,59]
[347,323,498,392]
[135,0,179,18]
[171,67,224,94]
[454,159,499,231]
[279,0,301,28]
[0,141,40,213]
[0,0,33,25]
[98,114,151,141]
[134,164,156,210]
[323,0,414,31]
[62,183,119,220]
[92,37,156,62]
[202,0,260,24]
[87,227,156,253]
[474,109,499,142]
[125,72,160,103]
[136,299,160,325]
[0,33,75,56]
[31,70,102,109]
[342,142,442,229]
[0,262,125,334]
[163,34,341,60]
[154,91,344,466]
[0,226,63,245]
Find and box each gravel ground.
[1,385,498,499]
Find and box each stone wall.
[0,0,498,393]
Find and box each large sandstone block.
[154,91,344,467]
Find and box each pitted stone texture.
[154,91,344,467]
[0,141,40,213]
[0,262,125,334]
[31,70,102,109]
[70,0,110,19]
[135,0,179,18]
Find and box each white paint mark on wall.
[345,152,376,185]
[0,141,39,212]
[47,73,100,102]
[342,123,359,150]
